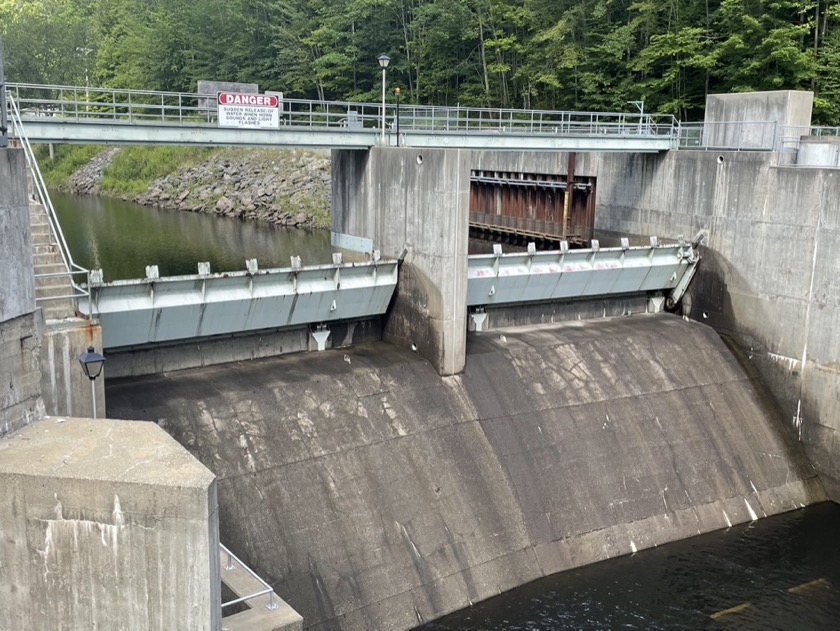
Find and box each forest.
[2,0,839,123]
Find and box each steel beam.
[16,119,379,149]
[84,260,398,349]
[18,118,676,153]
[467,239,699,307]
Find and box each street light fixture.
[377,54,391,145]
[78,345,105,419]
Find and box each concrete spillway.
[106,314,825,630]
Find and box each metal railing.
[220,543,279,611]
[7,82,675,139]
[677,120,840,153]
[6,92,90,309]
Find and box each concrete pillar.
[0,418,221,631]
[0,147,43,435]
[332,147,470,375]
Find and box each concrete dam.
[5,88,839,629]
[106,314,824,630]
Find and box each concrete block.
[0,418,220,631]
[0,312,44,436]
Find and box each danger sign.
[217,92,280,129]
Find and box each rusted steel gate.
[469,154,595,246]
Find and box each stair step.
[33,253,64,266]
[33,243,58,255]
[34,263,68,274]
[41,301,79,321]
[35,276,75,291]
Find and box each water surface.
[52,192,332,281]
[417,503,840,630]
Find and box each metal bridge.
[7,83,678,152]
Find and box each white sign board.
[217,92,280,129]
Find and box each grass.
[99,146,217,196]
[35,144,105,188]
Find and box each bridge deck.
[8,83,676,152]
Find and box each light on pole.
[377,54,391,145]
[78,345,106,419]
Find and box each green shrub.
[99,146,216,196]
[35,144,105,188]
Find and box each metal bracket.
[470,309,487,332]
[311,325,330,351]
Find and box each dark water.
[417,503,840,630]
[51,192,332,281]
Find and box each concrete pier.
[332,147,470,376]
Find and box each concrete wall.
[0,418,221,630]
[106,315,824,631]
[0,147,43,435]
[40,321,105,418]
[0,148,36,321]
[332,147,470,375]
[104,320,382,378]
[472,147,840,500]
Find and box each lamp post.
[377,54,391,145]
[395,87,401,147]
[0,36,8,149]
[78,345,106,419]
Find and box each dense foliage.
[3,0,839,122]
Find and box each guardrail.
[7,92,90,311]
[6,82,675,139]
[220,543,280,611]
[677,121,840,153]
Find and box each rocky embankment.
[64,148,332,229]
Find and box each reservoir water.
[51,192,332,281]
[56,193,840,630]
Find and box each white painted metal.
[466,240,699,307]
[84,260,399,349]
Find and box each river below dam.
[56,193,840,629]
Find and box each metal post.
[90,379,97,419]
[380,66,387,145]
[0,36,8,148]
[395,87,400,146]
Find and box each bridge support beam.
[332,147,470,375]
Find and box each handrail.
[220,542,279,611]
[6,92,90,311]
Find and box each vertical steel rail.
[0,36,8,148]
